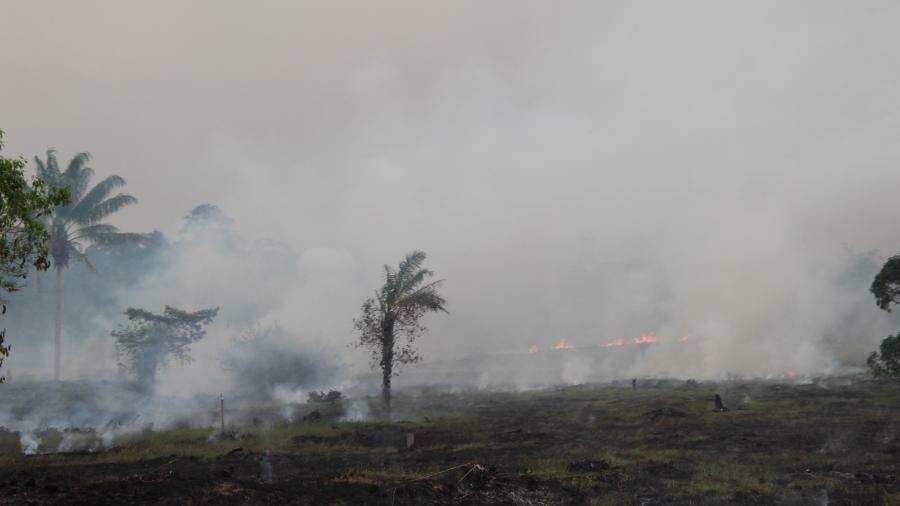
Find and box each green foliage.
[0,131,69,292]
[870,255,900,312]
[354,250,448,371]
[869,256,900,378]
[35,147,143,379]
[112,305,219,393]
[33,148,141,270]
[0,129,69,381]
[354,250,447,412]
[867,333,900,378]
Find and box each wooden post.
[220,393,225,435]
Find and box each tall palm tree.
[34,149,140,381]
[354,250,448,414]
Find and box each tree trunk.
[381,348,392,416]
[135,351,159,397]
[380,318,395,418]
[53,266,61,381]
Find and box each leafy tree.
[34,149,140,380]
[0,130,69,381]
[869,256,900,377]
[112,305,219,394]
[353,250,447,414]
[871,255,900,311]
[866,333,900,378]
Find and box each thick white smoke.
[1,1,900,391]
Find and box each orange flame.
[527,333,692,353]
[551,339,576,350]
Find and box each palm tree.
[354,250,448,414]
[34,149,140,381]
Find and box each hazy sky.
[3,1,900,377]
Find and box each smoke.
[0,380,207,455]
[0,0,900,398]
[220,325,344,403]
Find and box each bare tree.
[112,305,218,395]
[354,250,447,415]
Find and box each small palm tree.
[34,149,140,380]
[354,250,448,414]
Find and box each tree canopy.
[33,149,141,271]
[113,305,218,393]
[869,255,900,378]
[0,129,69,381]
[354,250,447,412]
[34,148,141,380]
[870,255,900,312]
[867,333,900,378]
[0,131,69,293]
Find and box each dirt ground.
[0,378,897,505]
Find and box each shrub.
[308,390,342,403]
[867,333,900,378]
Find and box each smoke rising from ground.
[1,1,900,393]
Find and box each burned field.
[0,379,897,505]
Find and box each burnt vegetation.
[0,380,896,504]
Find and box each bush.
[307,389,342,403]
[867,333,900,378]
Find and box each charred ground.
[0,378,897,505]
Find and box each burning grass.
[0,378,896,504]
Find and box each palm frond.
[69,175,127,221]
[71,223,119,242]
[396,250,427,286]
[34,150,61,184]
[64,163,95,202]
[46,149,60,176]
[62,152,91,181]
[75,194,138,225]
[397,279,448,313]
[71,249,96,273]
[88,231,145,247]
[382,264,398,304]
[399,267,433,295]
[33,156,48,179]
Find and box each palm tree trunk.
[53,266,62,381]
[381,324,395,417]
[382,353,393,415]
